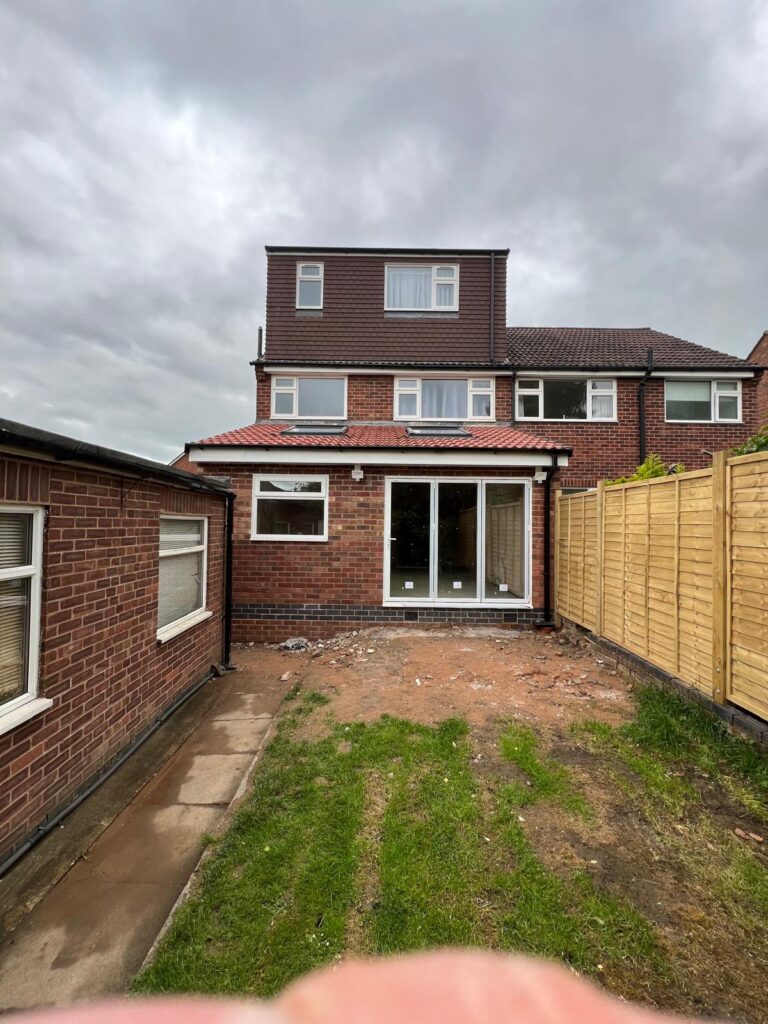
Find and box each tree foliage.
[606,453,685,487]
[731,423,768,456]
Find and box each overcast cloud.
[1,0,767,461]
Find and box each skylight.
[282,423,348,436]
[406,423,471,437]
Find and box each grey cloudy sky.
[2,0,767,462]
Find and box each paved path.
[0,660,287,1011]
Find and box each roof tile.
[194,422,568,452]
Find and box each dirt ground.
[234,626,768,1023]
[238,625,633,736]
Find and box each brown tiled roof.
[506,327,755,370]
[193,422,569,452]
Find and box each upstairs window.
[272,376,347,419]
[665,379,741,422]
[296,262,324,309]
[385,265,459,311]
[394,377,493,420]
[516,378,616,421]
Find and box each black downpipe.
[540,459,556,625]
[637,347,654,463]
[489,253,495,363]
[223,491,235,670]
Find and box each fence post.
[553,491,562,628]
[595,481,605,638]
[712,450,728,704]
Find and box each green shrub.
[606,453,684,487]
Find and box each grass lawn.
[134,669,768,1021]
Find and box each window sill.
[664,420,742,425]
[385,311,459,319]
[516,418,618,424]
[157,608,213,644]
[251,535,328,543]
[0,696,54,737]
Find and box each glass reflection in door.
[437,482,478,599]
[388,481,431,599]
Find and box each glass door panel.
[389,481,431,599]
[437,482,478,599]
[484,482,526,599]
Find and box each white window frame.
[271,375,348,420]
[157,515,211,643]
[383,477,532,608]
[664,379,742,424]
[384,264,460,312]
[251,475,329,542]
[393,377,494,421]
[295,262,324,310]
[515,377,617,422]
[0,505,50,736]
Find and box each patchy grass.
[134,681,768,1020]
[500,722,589,815]
[134,690,671,1001]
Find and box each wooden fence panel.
[557,468,716,702]
[728,451,768,720]
[555,490,598,631]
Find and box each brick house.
[747,329,768,427]
[0,418,231,867]
[187,245,760,642]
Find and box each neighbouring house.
[186,245,761,642]
[747,329,768,427]
[0,418,231,867]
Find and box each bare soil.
[234,627,768,1023]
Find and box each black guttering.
[265,245,510,257]
[251,359,511,370]
[188,441,573,456]
[0,418,231,496]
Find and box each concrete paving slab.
[0,654,293,1011]
[183,714,272,755]
[0,877,174,1010]
[211,691,277,720]
[66,803,221,885]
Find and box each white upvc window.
[0,505,49,736]
[271,376,347,420]
[251,476,329,542]
[664,379,742,423]
[296,262,324,309]
[157,516,211,642]
[516,378,617,421]
[385,264,459,311]
[394,377,494,420]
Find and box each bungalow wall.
[0,455,227,862]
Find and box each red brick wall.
[264,252,508,363]
[514,378,759,487]
[202,461,545,642]
[747,332,768,427]
[255,368,509,424]
[0,456,227,861]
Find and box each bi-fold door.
[385,478,530,606]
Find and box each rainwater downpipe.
[222,490,235,671]
[638,347,654,464]
[540,457,557,627]
[489,252,496,363]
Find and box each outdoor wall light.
[351,464,364,482]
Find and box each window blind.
[0,513,31,569]
[0,577,29,704]
[158,550,202,629]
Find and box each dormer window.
[385,265,459,312]
[296,262,323,309]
